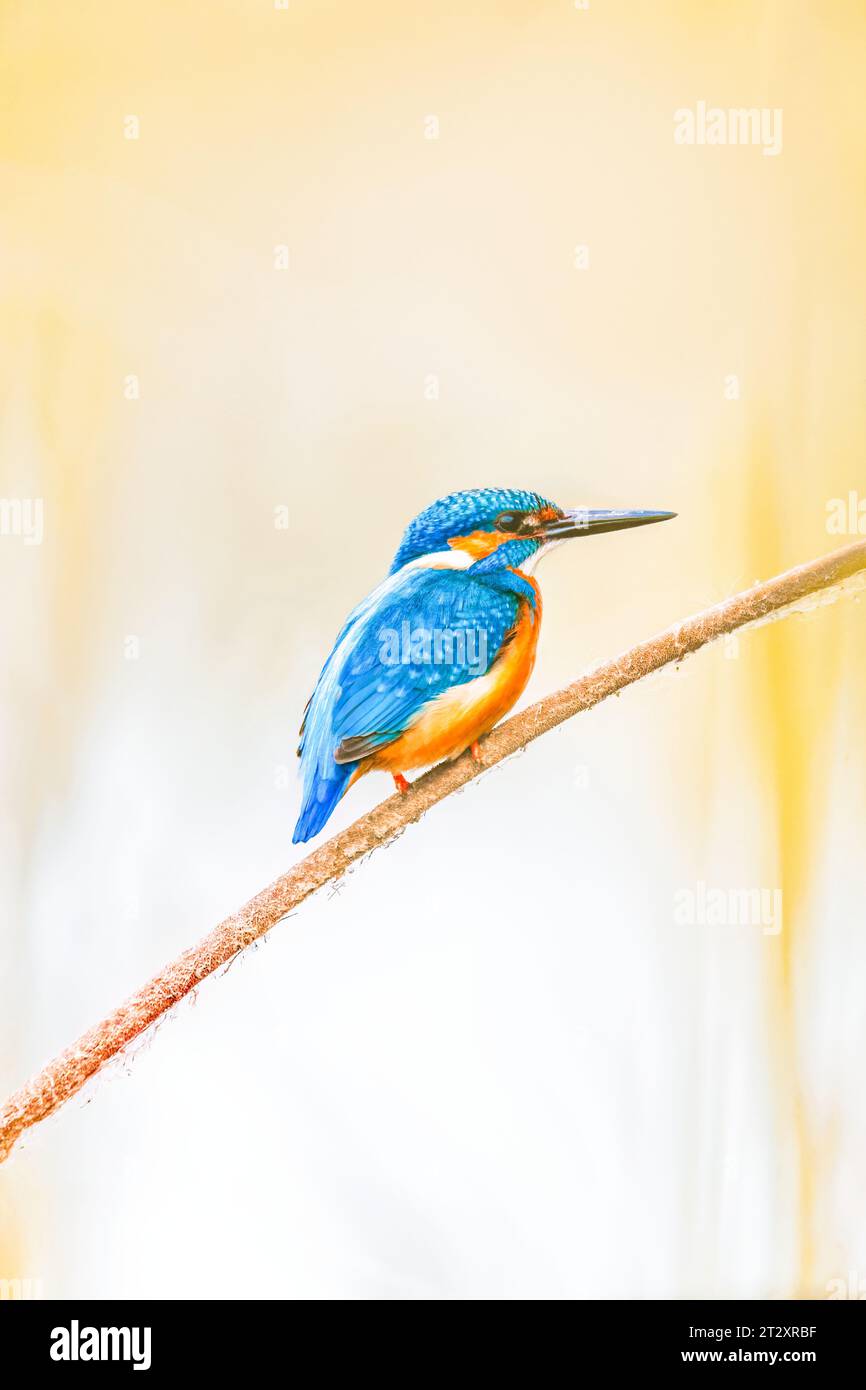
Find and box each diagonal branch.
[2,537,866,1164]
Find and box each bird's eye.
[495,511,523,533]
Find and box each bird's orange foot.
[470,740,482,763]
[393,772,410,794]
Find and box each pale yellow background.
[1,0,864,1298]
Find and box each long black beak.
[542,508,677,540]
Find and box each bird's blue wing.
[330,568,522,759]
[293,566,523,841]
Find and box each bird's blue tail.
[292,762,353,844]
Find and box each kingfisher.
[294,488,675,843]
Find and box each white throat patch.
[397,548,475,573]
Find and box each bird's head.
[389,487,675,575]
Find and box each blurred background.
[1,0,865,1299]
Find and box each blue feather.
[292,761,354,843]
[293,563,524,842]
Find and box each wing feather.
[300,566,520,775]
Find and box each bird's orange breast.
[364,576,541,774]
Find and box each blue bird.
[294,488,675,842]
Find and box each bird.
[293,487,675,842]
